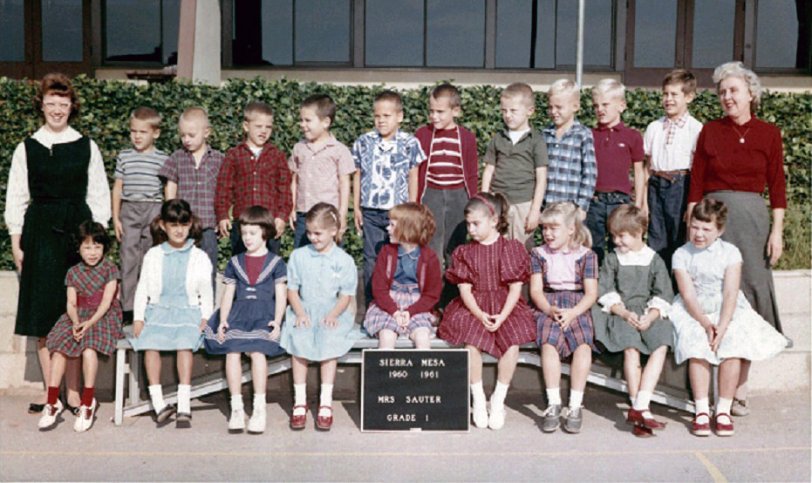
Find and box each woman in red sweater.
[363,203,442,349]
[687,61,787,417]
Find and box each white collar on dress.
[616,245,656,266]
[32,125,81,146]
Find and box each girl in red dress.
[438,192,536,430]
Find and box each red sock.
[81,387,95,407]
[47,386,59,406]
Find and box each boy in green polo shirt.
[482,82,549,249]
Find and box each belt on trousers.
[651,169,689,182]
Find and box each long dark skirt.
[706,191,782,332]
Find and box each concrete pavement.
[1,386,809,481]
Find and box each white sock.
[546,388,562,406]
[695,398,710,423]
[293,384,307,407]
[716,397,733,415]
[470,381,486,406]
[319,384,334,408]
[490,381,509,410]
[148,384,165,413]
[177,384,191,414]
[633,390,652,411]
[230,394,244,412]
[569,389,584,410]
[253,392,266,412]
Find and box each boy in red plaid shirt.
[215,101,292,255]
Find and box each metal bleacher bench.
[113,327,694,425]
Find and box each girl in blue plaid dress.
[530,202,599,434]
[363,203,442,349]
[38,221,123,432]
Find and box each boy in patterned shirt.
[159,107,224,282]
[112,107,168,320]
[352,90,426,299]
[215,101,291,255]
[542,79,597,212]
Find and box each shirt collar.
[543,120,583,137]
[161,239,194,254]
[398,245,421,260]
[594,121,626,132]
[663,114,688,129]
[305,243,336,257]
[616,245,656,266]
[501,127,534,140]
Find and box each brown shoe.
[316,405,333,431]
[290,405,307,430]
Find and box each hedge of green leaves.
[0,76,809,269]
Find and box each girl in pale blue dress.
[129,200,214,428]
[671,199,786,438]
[280,203,359,431]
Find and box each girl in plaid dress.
[38,222,123,432]
[529,202,598,434]
[438,193,536,431]
[363,203,442,349]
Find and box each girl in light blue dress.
[129,200,213,429]
[280,203,359,431]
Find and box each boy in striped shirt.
[112,107,168,320]
[415,83,479,266]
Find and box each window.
[691,0,736,69]
[755,0,810,70]
[365,0,423,67]
[104,0,179,64]
[633,0,677,68]
[426,0,486,67]
[233,0,352,66]
[495,0,614,69]
[42,0,83,62]
[0,0,25,62]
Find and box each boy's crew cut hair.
[607,204,648,237]
[36,72,80,121]
[374,90,403,111]
[75,220,112,254]
[238,205,276,241]
[150,199,203,245]
[431,83,462,109]
[501,82,535,108]
[691,198,728,230]
[179,106,210,126]
[301,94,336,124]
[547,78,581,103]
[662,69,697,96]
[389,202,437,247]
[592,78,626,101]
[243,101,275,121]
[130,106,162,130]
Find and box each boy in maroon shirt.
[588,79,645,264]
[215,101,291,255]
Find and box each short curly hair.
[35,72,80,122]
[713,61,763,112]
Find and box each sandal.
[290,405,308,431]
[316,405,333,431]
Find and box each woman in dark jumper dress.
[4,73,111,413]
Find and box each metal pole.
[576,0,584,87]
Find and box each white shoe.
[488,404,506,430]
[228,408,246,433]
[472,399,488,428]
[38,399,64,430]
[73,400,97,432]
[247,406,266,434]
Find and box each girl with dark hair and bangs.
[128,199,213,429]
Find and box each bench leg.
[114,347,125,425]
[128,350,142,406]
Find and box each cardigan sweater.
[415,124,479,201]
[133,243,214,321]
[371,243,442,316]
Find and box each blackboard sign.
[361,349,469,432]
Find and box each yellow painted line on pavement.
[0,446,808,458]
[694,451,728,483]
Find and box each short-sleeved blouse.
[672,239,741,303]
[530,244,598,290]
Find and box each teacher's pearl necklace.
[731,123,751,144]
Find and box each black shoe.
[176,412,192,429]
[155,404,177,427]
[28,403,45,414]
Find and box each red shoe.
[632,423,655,438]
[627,408,667,430]
[714,413,735,437]
[691,413,711,437]
[316,405,333,431]
[290,405,308,430]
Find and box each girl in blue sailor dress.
[203,206,287,434]
[671,199,787,438]
[280,203,359,431]
[129,200,213,428]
